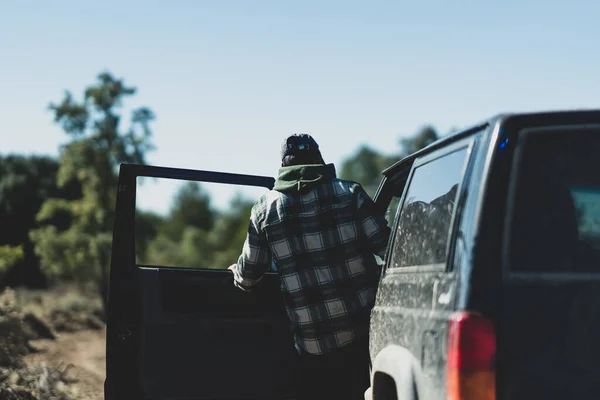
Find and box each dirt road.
[25,329,106,400]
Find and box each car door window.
[135,177,270,270]
[107,165,294,400]
[385,196,402,227]
[389,147,469,269]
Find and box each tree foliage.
[30,72,155,299]
[138,185,255,270]
[399,125,439,157]
[339,146,392,197]
[0,67,454,297]
[339,125,441,197]
[0,246,24,280]
[0,155,80,288]
[160,182,215,242]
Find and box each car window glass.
[508,128,600,274]
[135,177,269,270]
[389,147,468,268]
[385,196,401,227]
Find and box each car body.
[105,109,600,400]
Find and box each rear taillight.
[446,312,496,400]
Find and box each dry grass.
[0,284,106,400]
[15,283,104,334]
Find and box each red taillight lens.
[447,312,496,400]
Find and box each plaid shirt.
[233,177,390,355]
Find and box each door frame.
[105,163,275,399]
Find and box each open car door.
[105,164,297,400]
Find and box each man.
[229,134,391,400]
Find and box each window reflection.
[390,148,468,268]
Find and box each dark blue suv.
[106,110,600,400]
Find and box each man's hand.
[228,264,237,272]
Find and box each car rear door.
[105,164,297,400]
[491,111,600,399]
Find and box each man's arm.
[231,205,272,292]
[354,185,391,258]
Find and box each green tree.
[142,182,215,268]
[142,185,255,270]
[30,72,156,307]
[146,227,212,268]
[135,210,164,263]
[208,194,255,268]
[160,182,214,242]
[398,125,439,157]
[0,155,80,288]
[339,146,390,197]
[339,125,440,197]
[0,245,24,281]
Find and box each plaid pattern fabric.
[233,178,391,355]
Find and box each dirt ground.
[25,328,106,400]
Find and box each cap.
[281,134,320,161]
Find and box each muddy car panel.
[367,110,600,400]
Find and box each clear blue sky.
[2,0,599,214]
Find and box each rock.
[8,371,20,386]
[22,313,55,340]
[49,310,76,332]
[48,307,104,333]
[93,308,106,323]
[85,315,104,330]
[55,380,67,393]
[7,365,72,400]
[25,343,39,354]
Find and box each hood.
[273,163,336,193]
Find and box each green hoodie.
[273,163,337,194]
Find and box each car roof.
[381,118,494,177]
[381,109,600,178]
